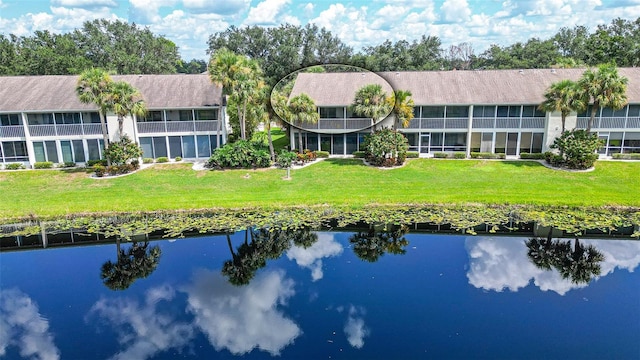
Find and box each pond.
[0,227,638,359]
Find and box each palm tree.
[389,89,414,158]
[76,68,113,164]
[578,63,629,132]
[539,79,585,132]
[230,58,264,140]
[110,81,146,139]
[351,84,392,133]
[100,241,161,291]
[209,48,242,147]
[288,93,320,151]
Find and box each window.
[169,136,182,158]
[444,132,466,151]
[196,135,210,157]
[45,141,58,163]
[508,106,521,118]
[33,141,59,162]
[412,107,421,119]
[87,139,103,160]
[27,113,54,125]
[445,106,468,118]
[520,132,532,153]
[422,106,445,118]
[182,136,196,158]
[532,133,543,153]
[153,137,168,157]
[82,112,101,124]
[473,106,495,118]
[61,141,73,163]
[628,105,640,117]
[1,141,28,161]
[0,114,21,126]
[496,106,508,117]
[73,140,85,162]
[345,134,357,154]
[179,110,193,121]
[143,111,163,122]
[196,109,218,120]
[320,107,342,118]
[332,134,344,155]
[55,113,81,124]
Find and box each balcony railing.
[0,125,25,138]
[472,117,545,129]
[27,124,103,137]
[577,117,638,129]
[294,118,371,130]
[137,120,219,134]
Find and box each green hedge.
[520,152,546,160]
[143,158,154,164]
[61,162,76,168]
[470,152,506,159]
[86,159,107,167]
[612,153,640,160]
[453,152,466,159]
[156,157,169,163]
[433,152,448,158]
[315,151,330,158]
[4,163,24,170]
[406,151,419,158]
[175,156,182,162]
[352,151,365,158]
[34,161,54,169]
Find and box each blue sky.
[1,0,639,60]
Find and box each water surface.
[0,231,638,359]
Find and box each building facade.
[288,68,640,157]
[0,74,225,167]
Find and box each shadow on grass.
[322,158,366,167]
[60,167,93,174]
[501,160,545,168]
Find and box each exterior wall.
[0,106,227,167]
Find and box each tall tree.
[209,48,242,147]
[578,63,629,132]
[351,84,392,132]
[288,93,319,151]
[539,79,585,132]
[110,81,146,138]
[76,68,114,163]
[100,241,161,290]
[389,90,414,159]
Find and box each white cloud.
[465,237,640,295]
[51,0,117,7]
[344,306,369,349]
[87,286,195,360]
[303,2,314,17]
[183,0,250,15]
[184,269,301,356]
[0,288,60,360]
[286,232,343,281]
[441,0,472,22]
[244,0,292,25]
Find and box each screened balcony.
[26,112,102,137]
[136,109,220,134]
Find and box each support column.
[466,105,473,158]
[21,112,36,167]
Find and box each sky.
[0,0,639,61]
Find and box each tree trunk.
[587,103,598,133]
[217,93,224,148]
[298,129,304,152]
[242,100,248,140]
[267,121,275,161]
[118,115,124,139]
[99,110,111,166]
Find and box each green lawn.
[0,158,638,220]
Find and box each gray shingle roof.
[0,74,222,112]
[289,71,395,106]
[289,68,640,106]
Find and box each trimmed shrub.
[5,163,24,170]
[612,153,640,160]
[206,140,271,169]
[62,162,77,168]
[315,151,330,158]
[362,128,409,167]
[34,161,54,169]
[433,152,448,158]
[130,159,140,170]
[104,135,143,166]
[352,151,366,158]
[550,129,602,169]
[93,164,106,177]
[296,149,316,163]
[174,156,182,162]
[156,157,169,163]
[520,153,546,160]
[453,152,466,159]
[406,151,419,158]
[143,158,154,164]
[86,159,107,167]
[276,150,297,168]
